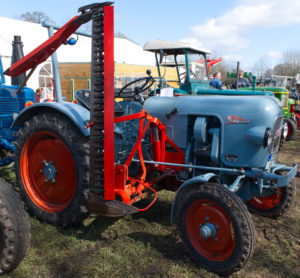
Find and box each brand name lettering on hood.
[226,115,250,125]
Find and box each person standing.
[35,88,43,103]
[209,72,226,90]
[232,70,250,89]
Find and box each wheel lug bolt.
[216,225,220,229]
[40,169,44,173]
[44,179,48,182]
[205,217,210,221]
[214,237,218,242]
[51,179,56,183]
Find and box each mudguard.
[11,102,90,136]
[170,173,217,224]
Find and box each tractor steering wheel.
[179,70,197,83]
[118,70,154,98]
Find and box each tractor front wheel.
[285,117,297,141]
[14,113,89,227]
[177,183,255,275]
[247,180,296,218]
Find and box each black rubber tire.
[278,136,285,151]
[177,183,256,275]
[14,112,89,228]
[0,178,30,274]
[285,117,297,141]
[247,180,296,218]
[294,111,300,128]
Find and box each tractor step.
[86,192,138,217]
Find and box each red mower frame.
[112,110,185,208]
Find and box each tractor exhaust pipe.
[11,36,26,86]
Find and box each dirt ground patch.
[1,131,299,278]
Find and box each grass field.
[1,131,299,278]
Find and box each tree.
[115,32,139,45]
[273,49,300,76]
[252,58,271,78]
[19,11,54,24]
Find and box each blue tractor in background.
[0,36,35,167]
[0,36,31,274]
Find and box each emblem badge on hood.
[226,115,250,125]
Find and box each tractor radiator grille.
[0,98,17,114]
[89,8,105,193]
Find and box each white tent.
[0,16,155,89]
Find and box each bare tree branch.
[19,11,55,24]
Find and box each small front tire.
[177,183,255,275]
[247,180,296,218]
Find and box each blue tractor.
[5,3,297,275]
[0,37,35,167]
[0,39,31,273]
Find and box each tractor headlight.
[12,113,18,120]
[266,116,284,153]
[263,128,272,148]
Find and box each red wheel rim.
[20,131,76,213]
[249,188,283,210]
[185,199,236,262]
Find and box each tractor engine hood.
[144,95,283,168]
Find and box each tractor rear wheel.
[177,183,255,275]
[247,180,296,218]
[0,178,30,274]
[14,113,89,227]
[294,111,300,128]
[285,117,297,141]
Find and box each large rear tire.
[247,180,296,218]
[14,112,89,227]
[0,178,30,274]
[177,183,255,275]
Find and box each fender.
[170,173,217,224]
[11,102,90,136]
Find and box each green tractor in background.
[227,72,298,141]
[143,40,274,97]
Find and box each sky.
[1,0,300,70]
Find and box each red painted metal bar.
[124,120,150,167]
[4,16,83,77]
[165,136,185,156]
[103,5,115,200]
[114,110,146,123]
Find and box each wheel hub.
[199,222,217,240]
[42,160,57,183]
